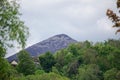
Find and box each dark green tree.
[0,57,19,80]
[77,64,101,80]
[83,49,98,64]
[104,68,120,80]
[68,44,79,56]
[67,59,79,77]
[17,50,36,75]
[108,49,120,70]
[54,49,68,67]
[93,43,113,71]
[39,52,55,72]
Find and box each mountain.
[7,34,77,62]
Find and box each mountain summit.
[7,34,77,62]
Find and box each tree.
[104,68,120,80]
[13,72,70,80]
[106,0,120,34]
[35,70,45,75]
[82,49,98,64]
[0,0,29,79]
[39,52,56,72]
[0,57,16,80]
[67,59,79,77]
[108,49,120,70]
[17,50,36,75]
[77,64,101,80]
[0,0,29,57]
[68,44,79,56]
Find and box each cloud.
[20,0,118,42]
[6,0,119,57]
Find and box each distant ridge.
[7,34,77,62]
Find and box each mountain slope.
[7,34,77,62]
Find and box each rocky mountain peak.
[7,34,77,62]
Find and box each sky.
[6,0,120,57]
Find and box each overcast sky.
[6,0,120,57]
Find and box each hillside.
[7,34,77,62]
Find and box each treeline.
[2,39,120,80]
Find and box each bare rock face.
[7,34,77,62]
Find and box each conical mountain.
[7,34,77,62]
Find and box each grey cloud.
[6,0,119,57]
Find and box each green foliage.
[77,64,101,80]
[54,39,120,80]
[35,70,45,75]
[82,49,98,64]
[67,59,79,77]
[13,72,70,80]
[17,50,36,75]
[54,49,68,67]
[104,68,120,80]
[0,0,29,55]
[0,57,18,80]
[67,43,79,56]
[52,66,60,74]
[39,51,56,72]
[0,0,120,80]
[0,46,5,57]
[3,39,120,80]
[0,0,29,79]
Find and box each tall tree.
[0,0,29,79]
[0,57,15,80]
[39,52,55,72]
[0,0,29,57]
[104,68,120,80]
[77,64,101,80]
[17,50,36,75]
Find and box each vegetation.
[0,0,119,80]
[2,39,119,80]
[13,72,69,80]
[0,0,28,80]
[39,51,55,72]
[17,50,36,75]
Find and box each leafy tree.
[0,0,29,79]
[52,66,60,74]
[104,68,120,80]
[68,44,79,56]
[17,50,36,75]
[54,49,68,68]
[54,49,75,76]
[77,64,101,80]
[106,0,120,34]
[67,59,79,77]
[93,42,113,71]
[0,0,29,56]
[82,48,98,64]
[108,49,120,69]
[0,57,11,80]
[39,52,55,72]
[13,72,70,80]
[35,70,45,75]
